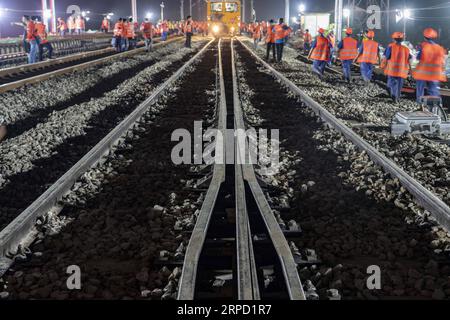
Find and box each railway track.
[178,39,304,300]
[0,36,179,94]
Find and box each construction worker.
[327,30,336,64]
[161,20,169,41]
[303,29,312,54]
[75,15,84,35]
[0,116,6,143]
[101,17,110,33]
[57,18,67,37]
[265,20,276,62]
[383,32,411,103]
[354,30,379,82]
[252,22,262,49]
[127,18,136,49]
[274,18,290,62]
[184,16,194,48]
[141,18,153,52]
[67,16,75,35]
[35,17,53,61]
[113,18,124,52]
[308,28,332,78]
[337,27,358,83]
[412,28,447,103]
[24,15,38,64]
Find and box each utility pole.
[189,0,192,17]
[335,0,343,42]
[250,0,254,22]
[285,0,290,25]
[160,2,165,21]
[242,0,246,23]
[131,0,137,22]
[181,0,184,20]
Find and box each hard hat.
[318,28,325,34]
[345,28,353,35]
[366,30,375,38]
[423,28,438,39]
[391,32,404,39]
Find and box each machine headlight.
[230,27,235,33]
[212,25,220,34]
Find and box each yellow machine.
[207,0,241,35]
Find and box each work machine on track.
[391,96,450,136]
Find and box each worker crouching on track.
[412,28,447,103]
[354,30,380,82]
[308,28,332,78]
[35,17,53,61]
[141,18,153,52]
[383,32,411,103]
[337,27,358,83]
[113,18,124,52]
[265,20,276,62]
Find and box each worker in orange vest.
[24,15,38,64]
[354,30,379,82]
[35,17,53,61]
[113,18,124,52]
[274,18,290,62]
[57,17,67,37]
[413,28,447,103]
[265,20,276,61]
[184,16,194,48]
[303,29,312,54]
[252,22,262,49]
[337,27,358,83]
[384,32,411,103]
[308,28,332,78]
[101,17,110,33]
[67,16,75,35]
[141,18,153,52]
[127,18,136,49]
[161,20,169,41]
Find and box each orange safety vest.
[101,19,109,30]
[412,41,447,82]
[266,25,275,43]
[253,25,261,39]
[26,21,36,41]
[141,22,153,38]
[328,34,335,48]
[35,22,48,43]
[75,18,83,29]
[357,39,379,64]
[304,32,312,44]
[310,35,331,61]
[67,17,75,30]
[384,43,410,79]
[339,36,358,61]
[185,22,193,33]
[274,24,286,41]
[114,22,124,37]
[58,20,67,31]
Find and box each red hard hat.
[318,28,325,34]
[391,31,404,39]
[345,27,353,35]
[423,28,438,39]
[366,30,375,38]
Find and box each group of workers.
[247,19,293,62]
[305,27,447,103]
[20,15,54,64]
[112,16,200,53]
[56,15,86,37]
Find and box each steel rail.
[0,39,215,272]
[0,37,181,94]
[238,38,450,232]
[231,39,306,300]
[177,39,227,300]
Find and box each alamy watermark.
[171,121,280,175]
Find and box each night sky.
[1,0,449,44]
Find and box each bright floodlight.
[146,12,153,19]
[81,11,86,17]
[292,17,298,23]
[43,9,52,20]
[299,4,305,13]
[212,24,220,34]
[343,8,350,18]
[404,9,412,19]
